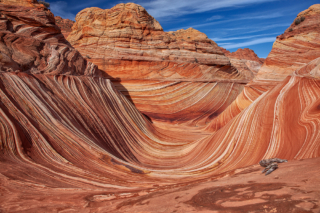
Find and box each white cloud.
[50,1,76,21]
[206,15,223,21]
[221,37,276,49]
[211,32,280,41]
[139,0,279,19]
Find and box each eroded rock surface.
[0,0,100,76]
[256,4,320,81]
[221,47,265,78]
[1,1,320,212]
[55,16,74,38]
[68,3,250,81]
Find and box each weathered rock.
[221,47,265,77]
[208,4,320,131]
[222,48,265,64]
[68,3,251,81]
[1,1,320,212]
[67,3,253,125]
[256,4,320,81]
[55,16,74,38]
[0,1,100,76]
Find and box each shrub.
[288,28,293,32]
[295,18,301,25]
[301,16,305,22]
[39,0,50,9]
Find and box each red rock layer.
[209,4,320,131]
[1,58,320,192]
[220,47,265,77]
[114,80,245,125]
[0,0,43,7]
[256,4,320,81]
[0,1,100,76]
[1,1,320,212]
[67,3,252,82]
[222,48,265,64]
[54,16,74,38]
[67,3,254,125]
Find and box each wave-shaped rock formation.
[1,1,320,212]
[67,3,255,125]
[55,16,75,38]
[208,4,320,131]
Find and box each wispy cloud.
[167,10,287,31]
[50,1,76,20]
[140,0,279,19]
[211,32,280,41]
[206,15,223,21]
[220,37,276,49]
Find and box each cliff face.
[67,3,251,81]
[0,1,100,76]
[256,4,320,81]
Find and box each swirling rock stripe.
[1,71,320,188]
[113,80,244,126]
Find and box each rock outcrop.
[55,16,74,38]
[256,4,320,81]
[208,4,320,132]
[221,47,265,77]
[67,3,254,125]
[0,0,99,76]
[68,3,251,81]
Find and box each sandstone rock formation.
[67,3,254,125]
[55,16,74,38]
[256,4,320,81]
[221,47,265,77]
[222,48,265,64]
[0,1,99,76]
[67,3,250,82]
[208,4,320,131]
[1,1,320,212]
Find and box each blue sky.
[48,0,319,58]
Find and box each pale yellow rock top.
[298,4,320,17]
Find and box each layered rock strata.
[55,16,75,38]
[67,3,253,124]
[67,3,250,82]
[1,1,320,212]
[208,4,320,131]
[0,1,99,76]
[256,4,320,81]
[221,47,265,78]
